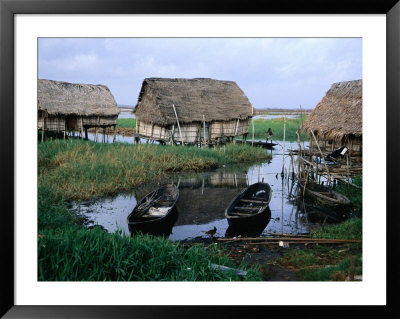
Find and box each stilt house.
[301,79,362,158]
[37,79,120,140]
[133,78,253,145]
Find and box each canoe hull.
[225,182,272,229]
[127,184,179,237]
[298,181,351,207]
[127,206,178,236]
[226,207,272,236]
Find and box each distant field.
[253,108,313,115]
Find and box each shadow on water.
[70,141,354,241]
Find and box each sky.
[38,38,362,109]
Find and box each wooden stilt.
[171,124,175,146]
[252,115,254,146]
[172,104,184,146]
[282,115,286,175]
[113,124,116,143]
[203,115,206,147]
[80,117,84,139]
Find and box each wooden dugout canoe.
[127,184,179,236]
[225,182,272,228]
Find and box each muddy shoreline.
[180,236,298,281]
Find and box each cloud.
[38,38,362,107]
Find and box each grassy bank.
[277,217,362,281]
[38,186,261,281]
[334,176,362,212]
[39,140,271,201]
[38,140,268,281]
[116,117,309,141]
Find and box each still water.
[69,141,345,241]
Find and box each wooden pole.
[217,237,361,244]
[282,115,286,175]
[80,117,84,139]
[172,104,184,146]
[233,119,239,144]
[95,116,99,142]
[296,129,302,180]
[113,124,117,143]
[64,118,66,140]
[171,124,175,145]
[203,114,206,147]
[251,107,254,146]
[41,117,45,142]
[310,129,331,183]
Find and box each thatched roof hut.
[134,78,253,144]
[37,79,119,141]
[301,79,362,155]
[301,80,362,157]
[38,79,119,117]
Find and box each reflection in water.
[127,206,179,237]
[71,141,352,241]
[225,207,272,237]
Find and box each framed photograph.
[1,0,399,317]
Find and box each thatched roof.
[301,80,362,140]
[38,79,119,117]
[134,78,253,125]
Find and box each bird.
[204,226,217,238]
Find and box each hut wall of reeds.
[133,78,253,144]
[37,79,119,140]
[301,79,362,157]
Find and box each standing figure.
[266,128,273,143]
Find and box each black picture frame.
[1,0,399,318]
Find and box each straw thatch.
[38,79,119,117]
[134,78,253,125]
[301,80,362,140]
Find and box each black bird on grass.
[204,226,217,238]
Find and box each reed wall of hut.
[37,79,119,140]
[134,78,253,144]
[138,119,249,144]
[301,79,362,157]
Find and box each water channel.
[69,140,349,241]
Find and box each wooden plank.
[240,199,266,204]
[218,237,361,243]
[233,206,260,211]
[229,212,255,216]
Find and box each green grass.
[38,140,271,201]
[277,218,362,281]
[280,246,362,281]
[116,118,136,128]
[311,217,362,240]
[38,139,268,281]
[38,226,261,281]
[38,185,262,281]
[334,176,362,212]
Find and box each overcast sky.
[38,38,362,109]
